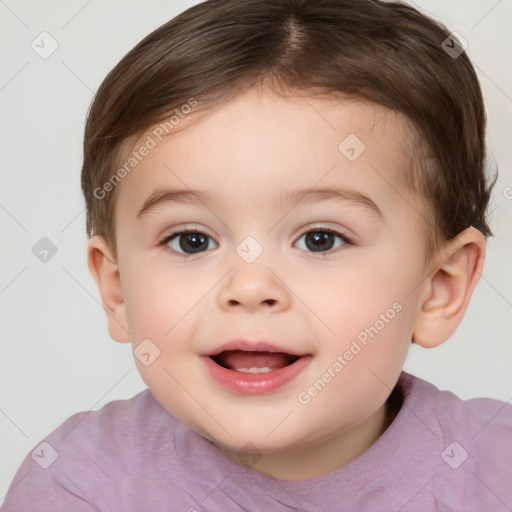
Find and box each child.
[2,0,511,510]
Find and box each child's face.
[109,88,433,477]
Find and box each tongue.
[218,350,294,371]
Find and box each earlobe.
[87,236,130,343]
[412,227,486,348]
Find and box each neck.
[218,392,402,481]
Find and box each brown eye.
[295,229,350,253]
[163,231,218,255]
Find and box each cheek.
[123,263,199,334]
[309,263,414,367]
[306,267,400,329]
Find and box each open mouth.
[203,347,312,394]
[209,350,300,373]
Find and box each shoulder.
[398,372,512,510]
[400,372,512,442]
[47,388,177,465]
[1,389,189,511]
[52,387,167,438]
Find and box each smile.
[202,350,312,395]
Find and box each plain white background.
[1,0,511,501]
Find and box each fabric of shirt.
[2,371,511,512]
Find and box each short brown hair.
[81,0,497,263]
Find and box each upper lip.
[203,339,308,357]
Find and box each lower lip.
[202,355,312,395]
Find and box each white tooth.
[234,367,273,373]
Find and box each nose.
[217,263,292,313]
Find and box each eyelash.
[159,227,353,258]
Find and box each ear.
[87,236,130,343]
[412,226,486,348]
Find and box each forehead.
[115,88,413,220]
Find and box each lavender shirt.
[2,372,511,511]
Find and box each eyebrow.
[280,187,384,220]
[137,186,384,220]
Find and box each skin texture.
[87,87,485,480]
